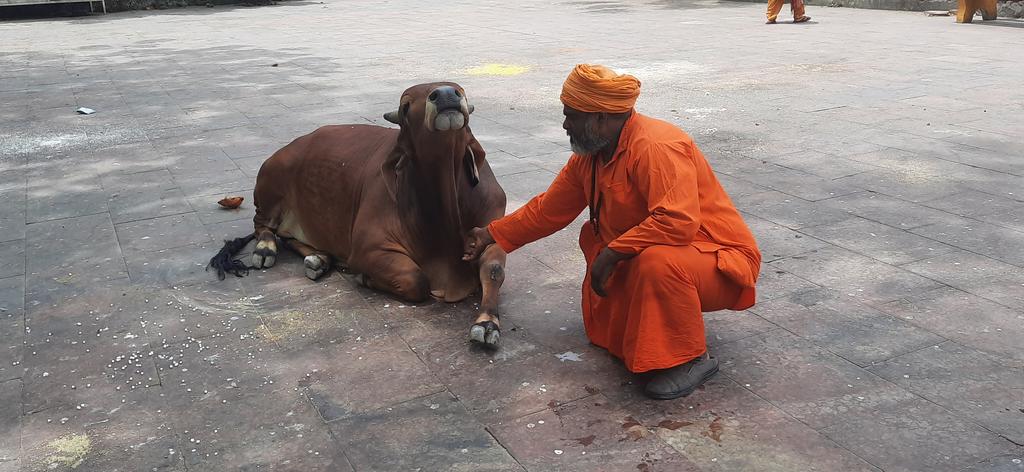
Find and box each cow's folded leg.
[470,243,506,347]
[252,227,279,269]
[282,238,332,280]
[359,251,431,303]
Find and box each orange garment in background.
[767,0,806,21]
[488,112,762,373]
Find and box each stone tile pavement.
[1,0,1023,470]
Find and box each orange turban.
[560,64,641,113]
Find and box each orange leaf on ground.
[217,196,244,209]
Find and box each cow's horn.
[467,104,475,114]
[383,110,400,124]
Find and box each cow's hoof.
[252,239,277,269]
[304,255,328,280]
[469,321,500,347]
[252,250,276,269]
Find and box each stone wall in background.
[105,0,272,12]
[998,0,1024,16]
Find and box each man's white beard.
[569,124,609,156]
[570,138,593,156]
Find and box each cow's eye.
[402,103,411,115]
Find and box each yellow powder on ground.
[45,433,91,469]
[466,63,530,76]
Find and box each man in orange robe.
[766,0,810,24]
[463,64,762,400]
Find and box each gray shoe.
[644,354,719,400]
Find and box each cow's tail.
[207,233,256,280]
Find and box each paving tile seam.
[0,264,26,280]
[26,216,117,253]
[790,224,958,267]
[709,325,787,354]
[318,422,358,472]
[761,236,834,264]
[227,152,273,163]
[484,389,605,430]
[868,303,1024,371]
[113,231,215,257]
[397,320,604,428]
[897,143,1024,178]
[759,258,824,289]
[896,260,1024,312]
[109,222,132,279]
[754,284,822,302]
[859,128,1022,177]
[314,386,450,425]
[151,354,165,389]
[959,452,1024,472]
[528,254,576,279]
[774,161,879,182]
[0,373,23,384]
[901,227,1024,270]
[878,384,1024,450]
[821,199,1005,234]
[481,425,528,471]
[493,167,550,179]
[111,208,197,227]
[743,180,871,207]
[499,148,568,160]
[964,217,1024,235]
[24,209,111,226]
[778,229,1022,309]
[715,369,888,472]
[742,341,1021,459]
[916,193,1023,215]
[733,147,806,162]
[746,304,952,370]
[895,116,1018,141]
[733,328,1024,452]
[864,339,962,370]
[0,377,22,386]
[0,234,27,245]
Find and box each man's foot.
[794,15,811,22]
[644,354,719,400]
[766,18,777,23]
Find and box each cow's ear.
[464,139,484,187]
[381,149,404,202]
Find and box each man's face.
[562,106,609,156]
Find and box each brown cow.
[209,82,508,346]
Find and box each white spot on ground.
[555,351,583,362]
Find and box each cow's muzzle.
[427,85,473,132]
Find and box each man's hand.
[463,227,496,261]
[590,247,634,297]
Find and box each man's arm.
[463,157,588,260]
[606,142,701,254]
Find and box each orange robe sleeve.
[487,157,588,253]
[606,142,701,254]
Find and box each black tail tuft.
[207,233,256,280]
